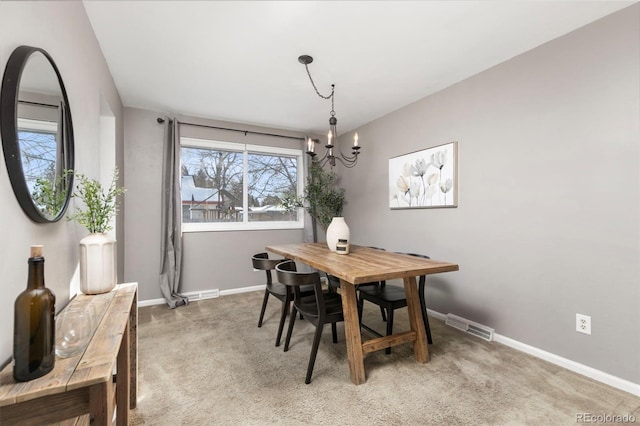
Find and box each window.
[180,137,304,232]
[17,118,59,195]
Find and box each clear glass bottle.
[13,245,56,381]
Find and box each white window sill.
[182,221,304,233]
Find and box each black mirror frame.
[1,45,75,223]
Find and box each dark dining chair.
[357,253,433,354]
[252,252,313,347]
[276,260,344,384]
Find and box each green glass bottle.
[13,245,56,381]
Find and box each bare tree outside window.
[18,130,57,193]
[180,140,302,227]
[248,153,298,222]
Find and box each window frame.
[180,136,305,232]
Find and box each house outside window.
[180,137,304,232]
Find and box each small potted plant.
[67,168,125,294]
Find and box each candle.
[327,131,333,145]
[307,138,313,153]
[354,133,359,147]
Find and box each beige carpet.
[130,291,639,425]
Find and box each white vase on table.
[326,217,350,252]
[79,233,117,294]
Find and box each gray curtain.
[159,118,188,308]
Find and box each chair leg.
[419,287,433,344]
[424,312,433,345]
[331,322,338,343]
[380,281,388,322]
[305,323,325,384]
[284,306,298,352]
[385,307,394,355]
[380,306,387,322]
[258,290,270,327]
[275,298,290,347]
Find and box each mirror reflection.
[19,52,66,218]
[1,46,74,222]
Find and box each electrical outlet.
[576,314,591,335]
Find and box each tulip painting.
[389,142,457,209]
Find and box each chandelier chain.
[304,64,335,115]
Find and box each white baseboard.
[220,285,264,296]
[428,309,640,397]
[138,297,166,307]
[138,285,265,307]
[492,333,640,397]
[139,291,640,397]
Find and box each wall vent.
[186,289,220,301]
[445,313,494,341]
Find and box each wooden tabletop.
[266,243,459,284]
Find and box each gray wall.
[0,1,124,364]
[123,108,306,301]
[339,5,639,383]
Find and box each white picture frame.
[389,141,458,209]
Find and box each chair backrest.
[251,252,285,286]
[275,260,325,310]
[398,252,430,260]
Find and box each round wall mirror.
[1,45,74,223]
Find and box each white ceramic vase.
[326,217,350,252]
[79,233,117,295]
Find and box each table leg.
[130,291,138,409]
[117,321,130,425]
[89,380,113,426]
[404,276,430,363]
[340,280,366,385]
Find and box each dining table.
[266,242,459,385]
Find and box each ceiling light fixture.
[299,54,360,168]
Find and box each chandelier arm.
[334,156,359,168]
[333,141,359,161]
[317,156,330,168]
[308,149,329,165]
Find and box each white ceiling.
[83,1,634,135]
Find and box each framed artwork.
[389,141,458,209]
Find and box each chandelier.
[298,54,361,168]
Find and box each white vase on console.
[79,233,117,295]
[326,217,350,252]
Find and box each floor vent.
[186,289,220,301]
[445,313,494,341]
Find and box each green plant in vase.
[67,168,126,233]
[67,168,125,294]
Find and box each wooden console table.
[0,283,137,425]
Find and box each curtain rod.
[156,117,305,142]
